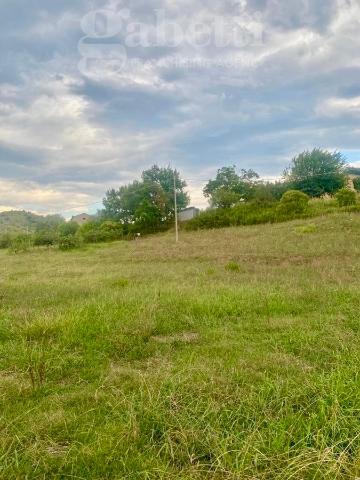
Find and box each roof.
[180,207,199,212]
[71,213,91,219]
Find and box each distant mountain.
[346,167,360,177]
[0,210,64,234]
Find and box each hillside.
[1,213,360,479]
[0,210,63,234]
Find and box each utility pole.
[173,170,179,243]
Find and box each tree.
[102,166,188,233]
[203,166,259,208]
[211,189,242,209]
[284,149,346,197]
[142,165,189,214]
[133,181,167,233]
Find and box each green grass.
[1,213,360,479]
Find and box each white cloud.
[0,178,97,216]
[316,96,360,118]
[1,0,360,214]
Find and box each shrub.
[335,188,357,207]
[79,221,123,244]
[253,182,289,204]
[229,203,276,225]
[79,221,100,243]
[33,230,58,247]
[58,221,79,237]
[277,190,309,216]
[58,235,81,251]
[99,221,123,240]
[0,234,12,249]
[185,203,277,231]
[9,234,32,254]
[184,208,232,230]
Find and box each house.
[179,207,200,222]
[70,213,94,225]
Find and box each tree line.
[0,148,358,251]
[102,148,354,225]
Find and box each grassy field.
[1,213,360,479]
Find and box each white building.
[178,207,200,222]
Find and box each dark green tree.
[141,165,189,214]
[203,166,259,207]
[102,170,178,233]
[284,149,346,197]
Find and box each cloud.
[316,96,360,118]
[0,0,360,214]
[0,178,99,217]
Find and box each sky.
[0,0,360,216]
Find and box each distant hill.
[346,167,360,177]
[0,210,64,234]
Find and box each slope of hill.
[0,210,63,234]
[1,213,360,478]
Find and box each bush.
[58,221,79,237]
[229,203,276,225]
[253,182,289,203]
[0,234,12,249]
[79,221,123,244]
[277,190,309,216]
[184,203,279,231]
[184,208,232,230]
[9,234,32,254]
[58,235,81,251]
[335,188,357,207]
[33,230,58,247]
[99,221,123,240]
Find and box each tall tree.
[141,165,189,214]
[203,166,259,208]
[102,166,189,232]
[284,149,346,197]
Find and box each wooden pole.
[174,171,179,243]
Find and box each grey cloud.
[1,0,360,213]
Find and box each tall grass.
[1,213,360,478]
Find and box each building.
[70,213,94,225]
[178,207,200,222]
